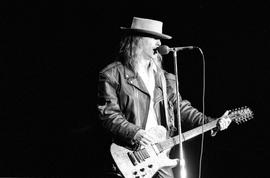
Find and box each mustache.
[153,47,159,54]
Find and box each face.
[140,37,161,60]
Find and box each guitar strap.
[160,71,176,136]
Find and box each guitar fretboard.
[156,119,218,152]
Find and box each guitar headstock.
[229,106,254,124]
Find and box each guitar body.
[110,126,178,178]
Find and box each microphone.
[156,45,196,55]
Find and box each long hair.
[118,35,163,71]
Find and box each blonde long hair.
[118,35,163,71]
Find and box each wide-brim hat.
[120,17,172,40]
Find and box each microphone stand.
[172,50,187,178]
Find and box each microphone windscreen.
[157,45,171,55]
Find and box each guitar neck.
[159,119,219,150]
[182,119,219,141]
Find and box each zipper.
[135,89,141,126]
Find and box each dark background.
[1,1,270,177]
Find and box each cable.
[197,47,206,178]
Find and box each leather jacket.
[97,61,214,149]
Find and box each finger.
[223,110,230,117]
[139,141,147,146]
[143,134,155,143]
[140,138,152,146]
[223,117,232,125]
[219,119,231,130]
[219,119,225,130]
[143,134,155,144]
[221,123,227,130]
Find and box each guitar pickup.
[127,152,138,166]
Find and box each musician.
[97,17,232,178]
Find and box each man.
[97,17,231,178]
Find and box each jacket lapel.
[124,65,149,95]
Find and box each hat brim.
[120,27,172,40]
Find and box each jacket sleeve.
[165,72,215,130]
[169,91,215,128]
[179,98,215,128]
[97,72,141,147]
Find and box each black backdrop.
[2,1,270,177]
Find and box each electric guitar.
[110,107,253,178]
